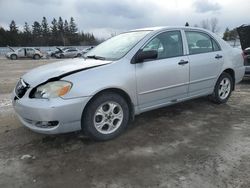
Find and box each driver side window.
[143,31,183,59]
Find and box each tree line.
[222,27,238,41]
[0,17,98,47]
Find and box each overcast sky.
[0,0,249,38]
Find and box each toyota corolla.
[12,26,245,141]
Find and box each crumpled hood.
[22,58,112,87]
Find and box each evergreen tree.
[185,22,189,27]
[24,22,31,34]
[9,20,18,33]
[58,17,64,33]
[32,21,42,36]
[22,22,32,46]
[63,20,70,45]
[64,20,70,35]
[0,26,8,46]
[0,16,98,47]
[51,18,58,36]
[32,21,42,45]
[41,17,50,37]
[223,27,230,41]
[69,17,78,34]
[8,20,19,46]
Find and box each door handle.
[215,54,223,59]
[178,60,189,65]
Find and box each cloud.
[0,0,249,38]
[75,0,156,29]
[193,0,221,13]
[22,0,61,5]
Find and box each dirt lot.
[0,58,250,188]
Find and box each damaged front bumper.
[12,91,90,134]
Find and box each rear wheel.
[60,54,64,58]
[210,72,233,104]
[76,53,81,57]
[10,54,17,60]
[82,92,130,141]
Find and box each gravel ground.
[0,58,250,188]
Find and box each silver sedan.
[12,26,245,141]
[54,47,82,58]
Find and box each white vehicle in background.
[55,47,82,58]
[6,47,43,60]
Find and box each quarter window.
[185,31,220,55]
[143,31,183,59]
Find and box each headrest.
[196,40,210,48]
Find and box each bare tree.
[210,17,219,33]
[199,17,220,33]
[201,19,210,30]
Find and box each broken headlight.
[33,81,72,99]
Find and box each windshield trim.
[85,30,153,61]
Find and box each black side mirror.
[133,50,158,63]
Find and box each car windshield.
[85,31,151,60]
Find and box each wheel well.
[223,68,235,90]
[83,88,135,122]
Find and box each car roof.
[130,26,209,32]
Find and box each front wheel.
[33,54,40,60]
[210,72,233,104]
[10,54,17,60]
[82,92,130,141]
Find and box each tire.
[76,53,81,57]
[10,54,17,60]
[82,92,130,141]
[60,54,64,58]
[33,54,40,60]
[209,72,233,104]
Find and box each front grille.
[15,79,29,98]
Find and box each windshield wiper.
[86,55,106,60]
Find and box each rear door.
[184,31,224,96]
[136,30,189,111]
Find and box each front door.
[17,48,25,58]
[136,30,189,111]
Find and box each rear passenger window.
[185,31,220,55]
[143,31,183,59]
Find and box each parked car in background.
[55,47,82,58]
[47,47,71,57]
[12,26,245,141]
[6,47,43,60]
[81,46,94,55]
[237,24,250,76]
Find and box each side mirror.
[133,50,158,63]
